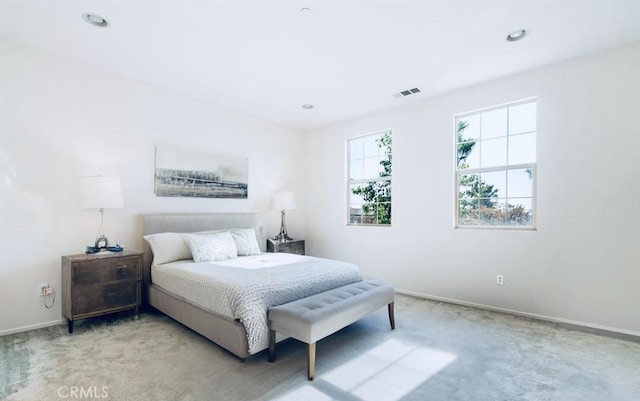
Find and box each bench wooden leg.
[268,329,276,362]
[388,302,395,330]
[307,342,316,380]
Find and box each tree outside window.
[348,130,392,225]
[456,99,536,228]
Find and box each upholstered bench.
[268,279,395,380]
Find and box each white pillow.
[143,232,191,265]
[229,228,261,256]
[184,232,238,262]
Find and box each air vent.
[394,87,421,98]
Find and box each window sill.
[455,225,536,231]
[347,224,392,227]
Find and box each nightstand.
[266,238,305,255]
[61,250,143,333]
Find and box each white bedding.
[213,252,306,269]
[151,253,362,354]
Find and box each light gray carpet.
[1,294,639,401]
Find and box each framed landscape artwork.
[154,144,248,199]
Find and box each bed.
[140,213,362,359]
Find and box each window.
[455,99,536,228]
[347,130,392,225]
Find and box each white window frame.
[454,98,537,229]
[346,129,392,226]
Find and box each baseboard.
[3,293,638,343]
[0,319,65,336]
[396,289,640,343]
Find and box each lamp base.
[85,235,110,253]
[272,233,293,242]
[274,209,293,242]
[85,235,124,254]
[94,235,109,249]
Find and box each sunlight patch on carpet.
[271,338,457,401]
[271,384,333,401]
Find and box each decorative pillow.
[229,228,262,256]
[143,232,192,265]
[184,232,238,262]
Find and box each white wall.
[304,43,640,335]
[0,40,306,333]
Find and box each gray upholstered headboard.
[140,213,258,286]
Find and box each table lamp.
[80,175,124,252]
[272,191,296,242]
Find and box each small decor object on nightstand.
[80,175,124,253]
[272,191,296,242]
[267,238,305,255]
[62,250,143,333]
[86,244,124,254]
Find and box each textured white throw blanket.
[152,255,362,354]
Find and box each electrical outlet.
[38,283,50,297]
[496,275,504,286]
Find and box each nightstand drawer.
[72,280,138,315]
[73,256,140,285]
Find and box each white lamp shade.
[79,175,124,209]
[272,191,296,211]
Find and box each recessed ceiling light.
[300,7,311,14]
[82,13,110,28]
[506,29,527,42]
[302,104,314,110]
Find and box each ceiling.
[1,1,639,131]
